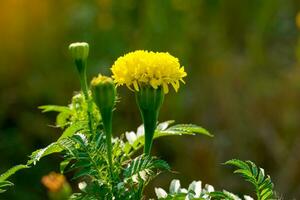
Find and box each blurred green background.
[1,0,300,199]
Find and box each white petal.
[157,121,169,130]
[155,188,168,199]
[169,179,181,194]
[188,181,202,197]
[244,195,254,200]
[205,184,214,192]
[137,124,145,137]
[78,181,87,190]
[125,131,137,145]
[180,188,188,193]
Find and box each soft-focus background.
[1,0,300,199]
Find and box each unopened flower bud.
[91,74,116,112]
[91,74,116,171]
[69,42,89,62]
[68,42,90,99]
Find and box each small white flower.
[155,188,168,199]
[136,124,145,138]
[188,181,202,197]
[244,195,254,200]
[125,131,137,145]
[204,184,214,192]
[180,188,188,193]
[169,179,181,194]
[78,181,87,190]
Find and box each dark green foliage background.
[0,0,300,199]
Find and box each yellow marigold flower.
[111,50,187,94]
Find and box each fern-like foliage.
[124,155,170,184]
[0,90,212,199]
[225,159,275,200]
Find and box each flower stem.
[101,108,113,174]
[141,108,159,155]
[76,59,94,136]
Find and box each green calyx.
[135,85,164,155]
[91,75,116,172]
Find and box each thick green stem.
[101,108,113,173]
[141,109,159,155]
[135,86,164,156]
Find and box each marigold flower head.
[111,50,187,94]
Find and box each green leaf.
[0,180,14,193]
[27,142,62,165]
[58,121,86,140]
[129,122,212,152]
[0,165,29,182]
[56,112,72,127]
[225,159,275,200]
[163,124,212,137]
[209,191,235,200]
[124,155,170,184]
[39,105,72,113]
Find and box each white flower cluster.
[154,179,254,200]
[125,121,171,146]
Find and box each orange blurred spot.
[41,172,66,192]
[296,12,300,29]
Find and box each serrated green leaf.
[225,159,251,171]
[124,155,170,184]
[27,142,62,165]
[225,159,275,200]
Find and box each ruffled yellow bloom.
[111,50,187,93]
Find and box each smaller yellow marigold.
[111,50,187,93]
[91,74,114,86]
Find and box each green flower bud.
[68,42,89,98]
[69,42,89,62]
[135,85,164,155]
[91,74,116,171]
[91,75,116,112]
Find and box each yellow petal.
[133,81,139,91]
[162,83,169,94]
